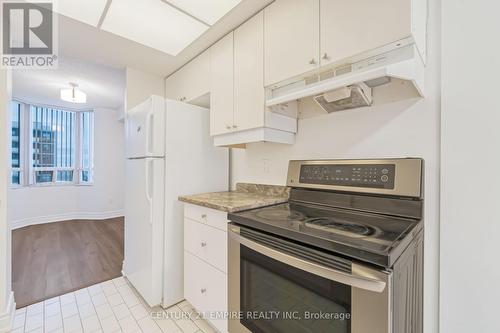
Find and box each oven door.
[228,225,392,333]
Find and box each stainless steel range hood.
[266,43,425,112]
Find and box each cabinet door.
[234,11,265,132]
[165,71,183,102]
[166,50,210,102]
[210,32,234,136]
[320,0,412,66]
[184,251,206,312]
[264,0,320,86]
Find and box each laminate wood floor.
[12,217,124,309]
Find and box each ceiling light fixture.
[101,0,208,56]
[165,0,242,26]
[61,83,87,103]
[55,0,109,27]
[52,0,244,56]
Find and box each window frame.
[10,100,95,188]
[10,101,25,187]
[78,111,95,186]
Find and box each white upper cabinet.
[165,49,210,103]
[210,11,297,147]
[263,0,427,89]
[234,11,265,132]
[264,0,320,86]
[320,0,414,66]
[168,0,427,144]
[210,32,234,136]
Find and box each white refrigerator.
[124,95,228,307]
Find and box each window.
[10,101,94,186]
[31,106,76,183]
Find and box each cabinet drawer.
[184,203,228,231]
[184,218,227,273]
[184,251,228,333]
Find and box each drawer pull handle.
[201,288,207,294]
[201,242,207,247]
[201,214,207,219]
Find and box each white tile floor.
[10,277,216,333]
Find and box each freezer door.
[124,158,165,306]
[125,96,165,158]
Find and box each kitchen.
[0,1,498,333]
[159,1,431,331]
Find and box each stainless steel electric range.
[227,159,424,333]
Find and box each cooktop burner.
[305,217,381,238]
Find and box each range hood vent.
[313,83,373,113]
[266,43,425,109]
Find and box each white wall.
[8,108,125,229]
[8,66,163,226]
[78,108,125,216]
[231,1,440,332]
[0,69,14,331]
[125,67,164,111]
[440,1,500,333]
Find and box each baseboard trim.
[0,292,15,333]
[121,261,127,277]
[10,210,124,230]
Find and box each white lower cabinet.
[185,218,227,273]
[183,204,228,333]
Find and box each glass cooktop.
[229,202,422,267]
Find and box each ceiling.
[58,0,273,77]
[10,1,273,111]
[56,0,243,56]
[12,57,126,110]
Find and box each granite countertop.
[178,183,290,213]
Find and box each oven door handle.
[229,227,387,293]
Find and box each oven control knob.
[381,175,389,182]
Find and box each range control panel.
[299,164,395,189]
